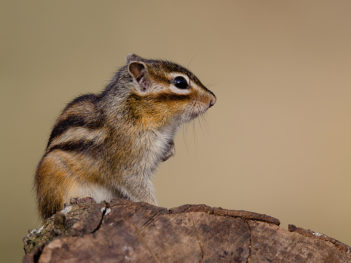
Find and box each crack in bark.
[140,211,161,232]
[244,220,253,263]
[130,221,161,263]
[91,203,108,233]
[28,245,45,263]
[190,214,205,263]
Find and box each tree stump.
[23,198,351,263]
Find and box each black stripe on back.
[47,140,98,155]
[47,94,103,147]
[48,116,86,144]
[47,115,104,148]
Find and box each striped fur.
[35,54,216,219]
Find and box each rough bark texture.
[23,198,351,263]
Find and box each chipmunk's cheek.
[179,104,198,122]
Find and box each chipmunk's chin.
[185,109,207,122]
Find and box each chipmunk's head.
[124,54,216,129]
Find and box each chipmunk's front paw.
[162,140,175,162]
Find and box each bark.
[23,198,351,263]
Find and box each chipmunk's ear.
[128,61,150,92]
[126,54,143,63]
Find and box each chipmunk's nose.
[209,92,216,108]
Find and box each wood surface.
[23,198,351,263]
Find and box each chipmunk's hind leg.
[35,154,72,219]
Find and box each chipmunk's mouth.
[189,104,209,120]
[181,99,212,123]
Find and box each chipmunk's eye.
[173,76,189,89]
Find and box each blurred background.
[1,0,351,261]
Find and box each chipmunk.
[35,54,216,219]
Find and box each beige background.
[1,0,351,262]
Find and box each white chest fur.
[64,182,115,204]
[141,126,176,173]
